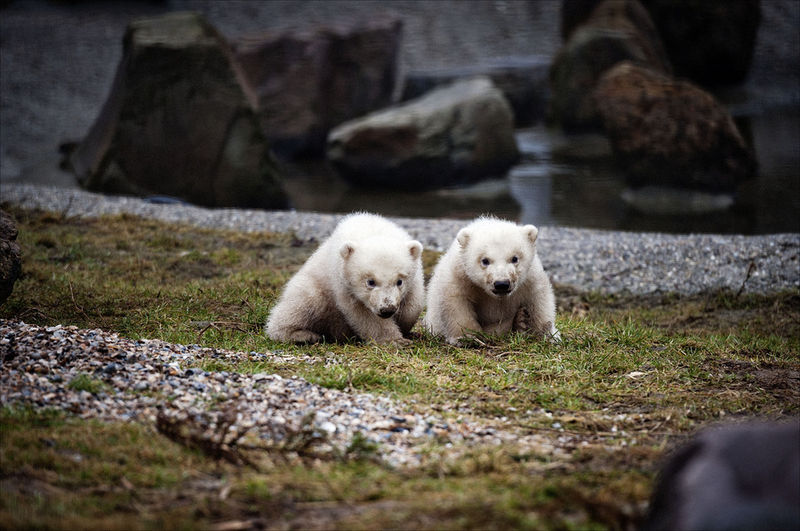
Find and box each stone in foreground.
[644,421,799,531]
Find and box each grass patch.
[67,373,109,395]
[1,204,798,529]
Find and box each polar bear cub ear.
[340,242,356,260]
[456,228,470,248]
[408,240,423,260]
[522,225,539,245]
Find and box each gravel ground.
[1,320,584,468]
[4,182,799,296]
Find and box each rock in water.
[593,62,756,192]
[326,77,519,190]
[401,56,551,127]
[548,0,671,131]
[67,12,288,209]
[562,0,761,87]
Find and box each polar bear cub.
[424,216,559,345]
[266,213,424,345]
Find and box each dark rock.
[326,77,519,190]
[640,0,761,86]
[548,0,671,131]
[563,0,761,86]
[584,0,671,70]
[233,16,402,159]
[401,56,551,126]
[592,62,756,192]
[67,12,288,209]
[102,362,121,374]
[644,420,800,531]
[560,0,605,41]
[0,209,22,305]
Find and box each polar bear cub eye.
[510,255,519,264]
[396,279,403,287]
[366,279,376,288]
[480,257,491,267]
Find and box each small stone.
[103,362,121,374]
[319,421,336,434]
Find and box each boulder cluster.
[550,0,758,193]
[63,1,760,205]
[64,10,521,203]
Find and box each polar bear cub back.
[266,213,424,344]
[424,216,558,345]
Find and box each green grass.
[66,373,109,395]
[1,204,798,529]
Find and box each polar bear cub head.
[456,217,539,298]
[340,236,423,318]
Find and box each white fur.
[266,213,424,344]
[424,216,559,345]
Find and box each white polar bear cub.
[424,216,559,345]
[266,213,424,345]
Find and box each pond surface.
[284,105,800,235]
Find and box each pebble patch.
[1,320,572,468]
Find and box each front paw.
[546,323,562,343]
[446,336,463,346]
[389,337,412,347]
[513,306,532,332]
[446,334,484,348]
[287,330,322,343]
[373,336,412,347]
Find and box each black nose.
[493,280,511,293]
[378,308,396,319]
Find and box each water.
[11,104,797,236]
[283,105,800,235]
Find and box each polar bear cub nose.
[493,280,511,294]
[378,306,397,318]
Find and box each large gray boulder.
[0,209,21,306]
[233,17,403,159]
[67,12,288,209]
[548,0,671,131]
[326,77,519,190]
[592,62,756,192]
[401,56,551,127]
